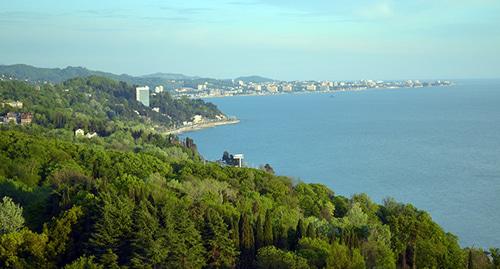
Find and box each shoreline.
[163,119,240,135]
[185,84,454,100]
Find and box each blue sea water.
[183,80,500,248]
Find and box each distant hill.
[235,75,275,83]
[0,64,277,87]
[0,64,115,83]
[141,72,200,80]
[0,64,201,87]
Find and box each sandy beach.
[163,119,240,135]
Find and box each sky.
[1,0,499,81]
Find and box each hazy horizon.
[2,62,500,82]
[1,0,499,81]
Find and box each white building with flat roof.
[154,85,164,93]
[233,154,244,168]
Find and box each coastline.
[187,84,454,100]
[163,119,240,135]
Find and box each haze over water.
[185,80,500,248]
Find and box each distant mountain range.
[235,75,275,83]
[141,72,201,80]
[0,64,275,86]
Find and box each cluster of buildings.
[74,129,99,139]
[168,79,452,98]
[1,100,23,108]
[0,112,33,125]
[1,100,33,125]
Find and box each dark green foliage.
[255,215,264,250]
[291,219,305,250]
[263,211,273,247]
[306,223,316,239]
[491,248,500,269]
[202,208,238,268]
[0,127,495,268]
[239,214,255,269]
[89,191,134,264]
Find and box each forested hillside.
[0,76,223,134]
[0,125,499,268]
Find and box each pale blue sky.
[1,0,499,80]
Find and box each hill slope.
[0,76,224,134]
[0,64,200,86]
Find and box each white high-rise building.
[136,86,150,107]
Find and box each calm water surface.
[184,80,500,247]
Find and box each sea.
[182,79,500,248]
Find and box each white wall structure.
[136,86,150,107]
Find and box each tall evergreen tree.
[274,225,287,250]
[89,190,134,265]
[129,200,167,268]
[291,219,305,250]
[231,217,240,250]
[202,208,238,268]
[306,222,316,239]
[239,214,254,269]
[263,211,273,247]
[467,249,473,269]
[255,216,264,250]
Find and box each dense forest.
[0,77,499,268]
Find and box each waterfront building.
[306,84,317,91]
[192,115,203,124]
[267,85,278,93]
[282,84,293,92]
[136,86,150,107]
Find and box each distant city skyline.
[1,0,499,81]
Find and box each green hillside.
[0,76,223,134]
[0,77,498,269]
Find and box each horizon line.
[1,62,499,83]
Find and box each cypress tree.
[306,222,316,238]
[275,225,288,250]
[290,219,305,250]
[467,249,473,269]
[296,219,305,240]
[231,217,240,249]
[263,211,273,247]
[239,214,255,269]
[255,216,264,250]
